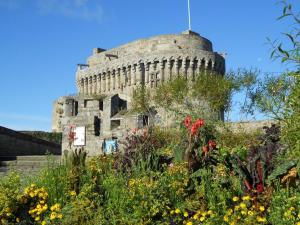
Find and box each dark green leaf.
[277,13,292,20]
[284,33,296,46]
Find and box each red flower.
[208,140,217,149]
[184,115,192,128]
[256,183,264,193]
[191,124,198,135]
[190,118,204,136]
[194,119,204,127]
[68,126,76,141]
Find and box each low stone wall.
[0,126,61,156]
[227,120,276,133]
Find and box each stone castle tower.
[52,30,225,155]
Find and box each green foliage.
[0,3,299,224]
[131,85,152,114]
[0,172,21,216]
[132,70,256,122]
[21,131,62,144]
[268,186,300,225]
[272,1,300,162]
[191,72,239,116]
[216,125,262,149]
[267,160,297,184]
[33,157,70,206]
[63,148,87,194]
[245,74,293,120]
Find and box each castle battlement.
[75,31,225,97]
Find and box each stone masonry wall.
[0,126,61,156]
[75,31,225,98]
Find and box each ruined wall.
[0,126,61,157]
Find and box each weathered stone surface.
[53,30,226,156]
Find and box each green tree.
[273,1,300,159]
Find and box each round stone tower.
[75,30,225,97]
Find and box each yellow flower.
[232,196,239,202]
[241,210,247,215]
[227,208,233,215]
[230,222,236,225]
[234,205,240,211]
[50,212,57,220]
[248,210,254,216]
[186,221,193,225]
[16,218,20,222]
[41,221,47,225]
[259,206,265,212]
[184,211,189,217]
[298,213,300,218]
[242,195,251,201]
[296,222,300,225]
[207,210,213,215]
[223,215,229,222]
[257,216,267,222]
[284,211,290,217]
[240,203,247,209]
[50,203,61,212]
[57,214,63,219]
[200,216,205,221]
[175,208,180,214]
[70,191,76,196]
[35,216,40,221]
[170,210,174,215]
[193,214,198,219]
[43,204,48,211]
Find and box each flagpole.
[188,0,191,30]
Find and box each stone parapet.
[75,31,225,96]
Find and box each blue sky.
[0,0,298,131]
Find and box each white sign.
[74,126,85,146]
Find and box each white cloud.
[36,0,104,23]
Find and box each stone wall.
[53,30,226,156]
[75,30,225,97]
[0,126,61,156]
[227,120,276,133]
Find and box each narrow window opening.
[94,116,101,136]
[143,115,149,126]
[74,101,78,116]
[99,100,103,111]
